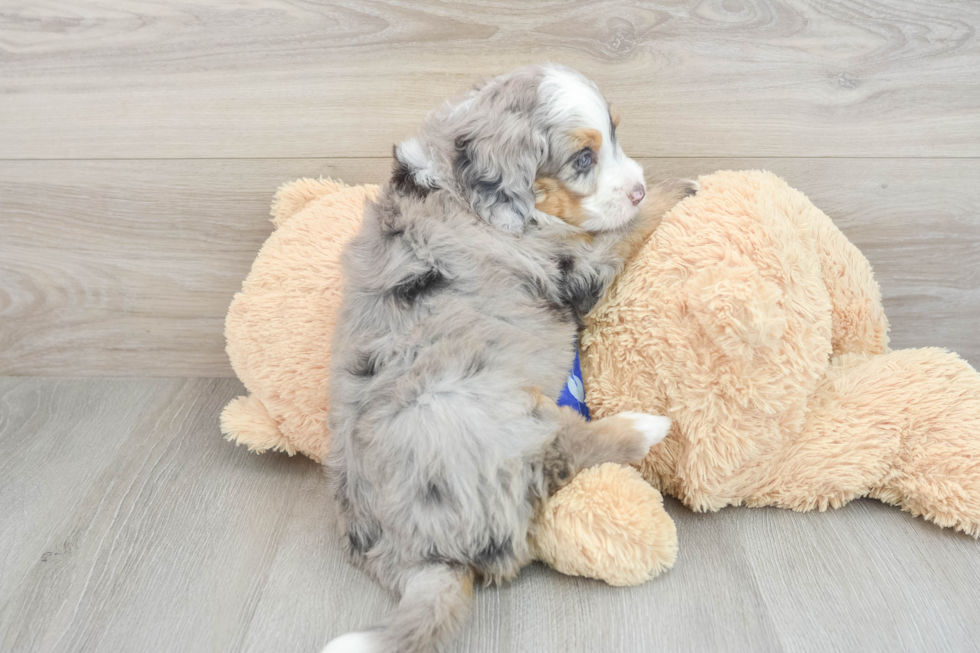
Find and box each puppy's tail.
[322,563,473,653]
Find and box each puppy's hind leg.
[597,412,673,458]
[542,406,671,494]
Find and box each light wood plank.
[0,158,387,376]
[0,377,317,653]
[0,377,169,595]
[1,1,979,159]
[2,377,978,653]
[738,500,980,652]
[2,157,976,376]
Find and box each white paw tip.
[620,412,672,449]
[321,630,381,653]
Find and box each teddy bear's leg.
[866,349,980,537]
[220,394,297,457]
[756,349,980,537]
[749,352,903,512]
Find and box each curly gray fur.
[322,64,689,653]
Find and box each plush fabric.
[582,170,980,536]
[222,180,377,463]
[222,170,980,590]
[529,463,677,586]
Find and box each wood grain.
[2,157,977,376]
[739,500,980,652]
[1,377,978,653]
[0,158,385,376]
[1,0,979,159]
[0,377,317,653]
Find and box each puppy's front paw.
[637,178,699,228]
[618,411,672,459]
[659,177,699,202]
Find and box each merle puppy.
[323,64,696,653]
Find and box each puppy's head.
[391,65,646,233]
[531,69,646,232]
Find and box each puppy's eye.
[574,149,594,171]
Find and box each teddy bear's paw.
[618,412,672,459]
[530,463,679,586]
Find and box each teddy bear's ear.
[270,178,348,228]
[687,264,787,360]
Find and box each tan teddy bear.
[583,170,980,536]
[222,170,980,588]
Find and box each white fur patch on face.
[539,66,646,232]
[539,69,611,134]
[579,154,645,231]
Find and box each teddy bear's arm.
[791,195,890,357]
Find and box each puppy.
[323,64,696,653]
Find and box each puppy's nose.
[629,184,646,206]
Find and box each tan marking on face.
[461,570,474,597]
[534,177,589,228]
[609,105,620,128]
[571,127,602,152]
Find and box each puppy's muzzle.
[629,184,646,206]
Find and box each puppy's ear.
[609,104,621,128]
[452,116,548,233]
[392,137,440,197]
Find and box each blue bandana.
[556,341,590,420]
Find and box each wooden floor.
[1,376,978,653]
[2,2,979,652]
